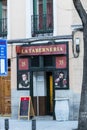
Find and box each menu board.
[19,97,30,119]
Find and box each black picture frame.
[54,70,68,89]
[17,71,30,90]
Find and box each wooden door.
[0,70,11,116]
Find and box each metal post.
[32,119,36,130]
[36,72,39,116]
[5,119,9,130]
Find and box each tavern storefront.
[16,42,69,119]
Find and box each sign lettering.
[16,44,67,55]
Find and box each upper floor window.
[0,0,7,38]
[32,0,53,37]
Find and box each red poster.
[19,58,29,70]
[21,97,30,101]
[56,56,67,68]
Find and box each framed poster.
[54,70,68,89]
[18,58,29,70]
[17,72,30,90]
[56,56,67,69]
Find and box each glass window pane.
[31,56,39,67]
[44,55,53,67]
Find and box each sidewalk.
[0,117,78,130]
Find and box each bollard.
[5,119,9,130]
[32,119,36,130]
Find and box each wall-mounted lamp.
[75,38,80,53]
[72,31,80,58]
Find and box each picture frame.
[54,70,68,89]
[17,71,30,90]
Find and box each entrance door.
[0,70,11,116]
[33,71,47,116]
[46,72,53,115]
[32,71,53,116]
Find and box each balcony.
[32,14,53,36]
[0,18,7,38]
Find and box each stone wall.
[55,90,80,120]
[11,88,30,118]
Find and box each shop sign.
[16,44,67,55]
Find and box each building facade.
[0,0,86,120]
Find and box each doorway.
[0,70,11,116]
[32,71,53,116]
[46,72,53,115]
[33,71,46,116]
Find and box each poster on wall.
[17,72,30,90]
[54,70,68,89]
[18,58,29,70]
[56,56,67,69]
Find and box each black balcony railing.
[32,14,53,36]
[0,18,7,38]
